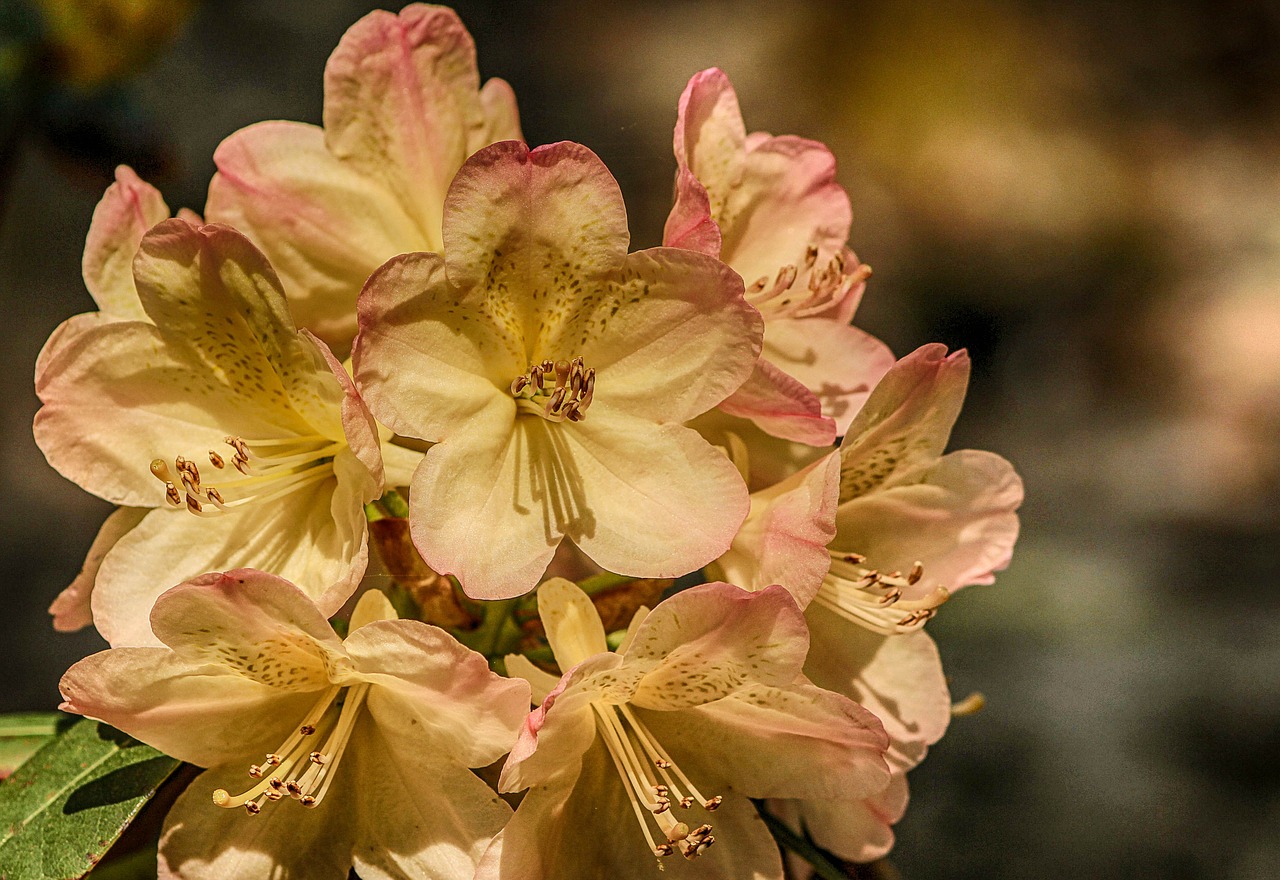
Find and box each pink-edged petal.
[147,570,347,683]
[353,251,518,441]
[504,654,560,705]
[625,583,808,709]
[305,328,383,486]
[441,140,629,303]
[717,358,836,446]
[804,612,951,755]
[783,768,910,866]
[83,165,169,320]
[324,5,498,242]
[59,648,310,767]
[93,494,365,647]
[557,412,749,582]
[642,681,890,800]
[673,68,747,214]
[537,578,608,671]
[691,408,832,492]
[478,77,523,144]
[351,719,511,880]
[49,506,146,632]
[834,449,1023,595]
[158,761,355,880]
[662,166,721,256]
[344,619,530,768]
[764,319,895,434]
[838,344,970,500]
[715,452,839,604]
[208,121,422,354]
[563,246,762,425]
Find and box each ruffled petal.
[344,619,530,767]
[49,506,146,632]
[557,411,749,581]
[83,165,169,320]
[764,319,894,434]
[662,166,720,256]
[714,452,839,605]
[208,121,422,355]
[716,358,836,446]
[838,344,970,500]
[626,583,809,709]
[59,648,308,767]
[833,449,1023,594]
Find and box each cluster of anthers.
[745,245,873,321]
[150,434,342,515]
[509,356,595,423]
[213,684,368,815]
[814,553,951,636]
[593,703,720,865]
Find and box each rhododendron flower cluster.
[29,5,1022,879]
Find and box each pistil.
[813,553,949,635]
[510,356,595,423]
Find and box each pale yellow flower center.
[212,683,368,815]
[813,552,949,635]
[593,702,720,864]
[744,247,871,320]
[509,356,595,423]
[150,433,341,516]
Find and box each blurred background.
[2,0,1278,877]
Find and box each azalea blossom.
[480,578,890,879]
[59,571,531,880]
[35,220,383,646]
[206,3,522,356]
[353,139,762,600]
[665,68,894,445]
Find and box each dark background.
[2,1,1279,878]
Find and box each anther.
[300,725,315,736]
[309,752,326,765]
[908,561,924,585]
[165,483,182,506]
[248,765,263,779]
[244,801,261,815]
[208,451,225,469]
[805,245,819,268]
[703,796,722,811]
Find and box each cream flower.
[59,572,531,880]
[353,140,762,600]
[665,68,894,444]
[479,579,890,879]
[35,220,382,646]
[206,3,521,356]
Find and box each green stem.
[757,806,851,880]
[577,571,635,595]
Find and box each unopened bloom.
[35,220,382,646]
[354,140,761,600]
[207,3,521,356]
[481,579,890,880]
[60,572,530,880]
[665,68,894,445]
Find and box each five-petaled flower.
[35,220,384,646]
[354,139,763,600]
[59,572,531,880]
[481,578,890,880]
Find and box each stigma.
[593,703,719,867]
[212,684,367,815]
[813,553,949,635]
[150,433,341,516]
[744,246,871,321]
[510,356,595,423]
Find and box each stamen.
[815,555,949,635]
[744,248,872,320]
[510,355,596,423]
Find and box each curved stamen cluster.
[744,247,872,321]
[150,434,342,516]
[509,356,595,423]
[813,553,949,636]
[593,702,719,865]
[213,683,368,815]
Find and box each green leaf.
[0,714,66,779]
[0,720,179,880]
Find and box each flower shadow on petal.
[518,418,595,547]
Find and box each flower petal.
[305,329,383,487]
[838,344,970,500]
[662,166,720,256]
[833,449,1023,594]
[672,68,747,219]
[208,121,422,355]
[49,506,146,632]
[782,768,910,865]
[158,762,355,880]
[764,319,894,434]
[716,358,836,446]
[557,412,749,581]
[344,619,530,768]
[537,579,608,671]
[478,77,523,144]
[714,452,839,605]
[83,165,169,320]
[626,583,809,709]
[59,648,306,767]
